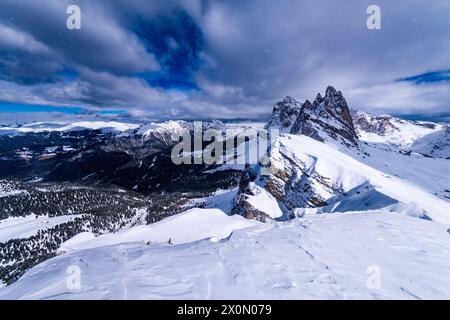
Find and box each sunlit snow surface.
[0,121,139,135]
[1,210,449,299]
[274,135,450,223]
[0,215,82,243]
[58,208,260,252]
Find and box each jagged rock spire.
[325,85,338,96]
[314,93,323,105]
[266,95,302,133]
[267,87,358,146]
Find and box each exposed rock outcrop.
[268,86,358,147]
[266,96,302,133]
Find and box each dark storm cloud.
[0,0,450,121]
[197,0,450,116]
[0,0,159,75]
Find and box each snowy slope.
[188,189,239,214]
[0,215,82,243]
[1,211,449,299]
[136,120,189,141]
[58,208,260,253]
[271,134,450,224]
[352,143,450,201]
[356,121,440,146]
[352,111,441,146]
[243,183,283,219]
[0,121,139,135]
[411,126,450,159]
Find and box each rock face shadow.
[320,182,398,213]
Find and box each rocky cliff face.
[266,96,302,133]
[351,111,398,136]
[268,86,358,147]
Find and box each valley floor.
[1,209,449,299]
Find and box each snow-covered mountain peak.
[137,120,190,136]
[303,99,313,109]
[312,86,344,107]
[234,132,450,223]
[234,89,450,223]
[266,87,358,147]
[325,85,338,95]
[0,121,140,135]
[266,96,302,133]
[280,96,300,106]
[136,120,192,145]
[411,124,450,159]
[351,109,445,151]
[320,86,355,132]
[351,110,398,136]
[313,93,323,105]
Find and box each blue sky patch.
[399,70,450,84]
[135,11,203,89]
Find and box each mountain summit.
[268,86,358,146]
[266,96,302,133]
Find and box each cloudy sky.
[0,0,449,123]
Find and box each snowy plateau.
[0,87,449,300]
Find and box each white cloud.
[0,24,50,54]
[347,81,450,115]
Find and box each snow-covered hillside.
[58,208,260,253]
[275,134,450,223]
[411,125,450,159]
[0,214,82,243]
[0,121,139,135]
[352,110,441,146]
[1,209,449,299]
